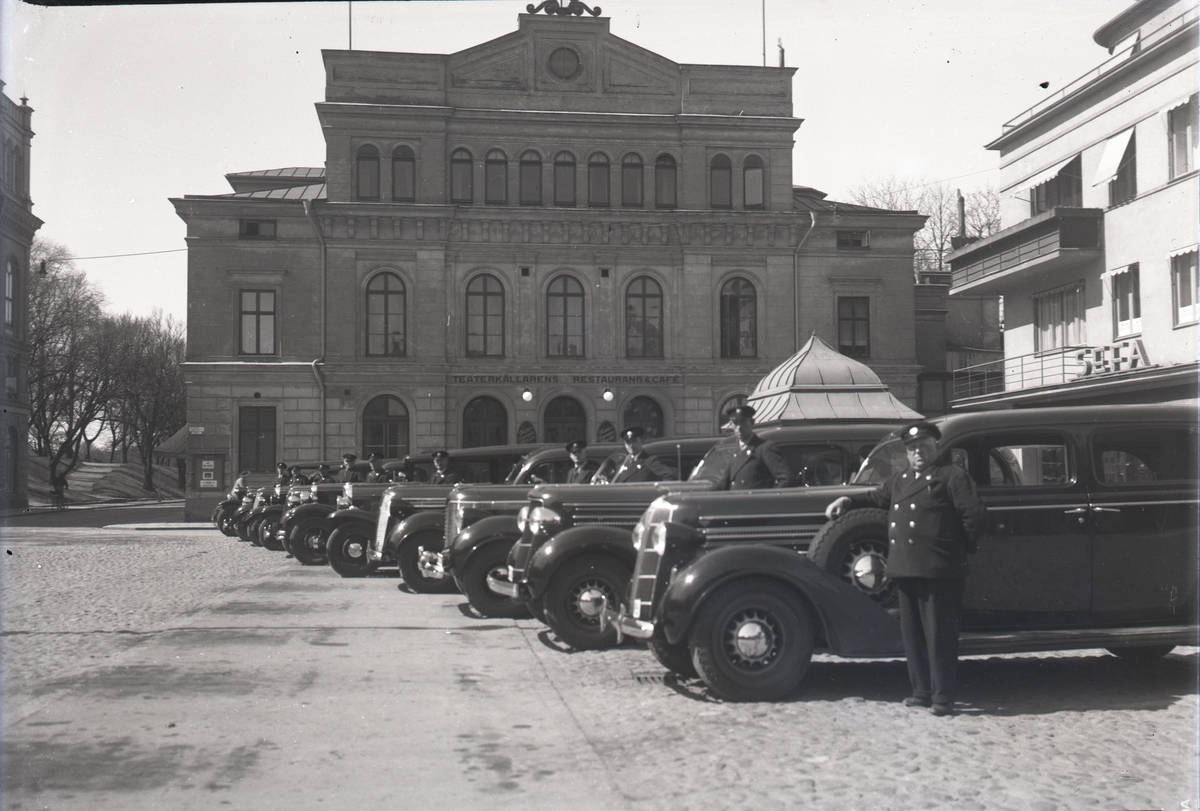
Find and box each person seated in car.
[429,451,460,485]
[339,453,362,483]
[365,453,390,483]
[289,465,311,485]
[712,405,793,490]
[310,464,333,484]
[274,462,291,486]
[609,426,673,483]
[565,439,592,483]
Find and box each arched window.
[543,396,587,444]
[485,149,508,205]
[710,155,732,209]
[655,154,677,209]
[621,154,643,208]
[717,394,748,432]
[466,274,504,357]
[625,276,663,358]
[622,396,664,440]
[743,155,765,209]
[450,148,473,203]
[516,420,538,444]
[720,277,757,358]
[547,275,584,357]
[5,258,15,330]
[355,144,380,201]
[362,395,409,459]
[588,153,610,207]
[554,152,576,206]
[366,272,406,356]
[463,396,508,448]
[392,146,415,202]
[520,150,542,205]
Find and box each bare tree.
[846,177,1001,279]
[111,310,187,492]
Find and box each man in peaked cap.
[609,426,673,483]
[430,450,460,486]
[365,453,390,483]
[565,439,592,484]
[712,404,793,490]
[339,453,362,483]
[825,420,986,717]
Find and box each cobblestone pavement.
[3,527,1198,811]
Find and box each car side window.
[778,445,847,485]
[948,447,970,474]
[1091,427,1198,485]
[983,441,1069,487]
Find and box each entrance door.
[543,396,586,444]
[463,396,508,448]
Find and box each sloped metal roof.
[747,334,923,423]
[155,424,188,458]
[792,186,920,215]
[226,167,325,180]
[186,183,327,200]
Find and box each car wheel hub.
[725,609,779,667]
[345,542,364,559]
[571,581,611,624]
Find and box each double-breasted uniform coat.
[713,434,794,490]
[566,465,591,484]
[609,451,673,483]
[430,470,461,486]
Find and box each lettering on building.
[1075,339,1150,377]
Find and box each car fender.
[450,515,520,575]
[325,508,377,534]
[526,525,636,600]
[258,504,286,520]
[389,510,446,558]
[286,502,335,526]
[658,544,903,657]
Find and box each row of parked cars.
[211,403,1200,702]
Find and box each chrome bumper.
[598,596,654,643]
[417,548,447,580]
[486,568,519,599]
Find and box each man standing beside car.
[713,405,793,490]
[825,421,985,717]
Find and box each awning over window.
[1104,264,1134,278]
[1168,243,1198,259]
[1012,155,1078,196]
[1092,128,1135,187]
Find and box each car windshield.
[505,455,536,484]
[688,440,739,483]
[852,437,908,485]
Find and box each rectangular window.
[1172,250,1199,325]
[238,406,276,473]
[1169,95,1198,180]
[1111,263,1141,337]
[450,159,473,204]
[1110,131,1137,206]
[743,163,764,209]
[1034,282,1086,352]
[837,297,870,358]
[588,162,609,207]
[622,162,643,207]
[239,290,276,355]
[485,162,507,205]
[836,231,870,249]
[1092,427,1197,485]
[239,220,276,239]
[554,161,576,207]
[392,161,415,202]
[520,161,542,205]
[986,442,1069,487]
[1030,155,1082,216]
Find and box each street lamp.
[522,388,533,402]
[602,388,614,402]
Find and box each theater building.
[0,82,39,511]
[173,8,924,516]
[948,0,1198,409]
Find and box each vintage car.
[500,424,902,649]
[239,461,342,550]
[428,443,621,617]
[336,444,550,582]
[604,403,1200,701]
[275,462,374,565]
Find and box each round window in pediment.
[548,47,582,81]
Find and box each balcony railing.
[952,347,1087,401]
[949,208,1102,293]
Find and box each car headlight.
[528,506,562,536]
[516,506,530,533]
[336,495,351,510]
[651,524,668,555]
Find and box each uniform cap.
[722,404,756,427]
[565,440,587,453]
[901,421,942,444]
[620,426,645,441]
[342,453,358,461]
[432,450,450,460]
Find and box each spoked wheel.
[286,519,328,566]
[689,577,814,702]
[397,531,458,594]
[259,515,284,551]
[326,524,378,578]
[461,542,529,619]
[807,508,896,609]
[542,555,630,650]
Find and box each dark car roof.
[441,443,553,459]
[931,402,1198,437]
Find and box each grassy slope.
[27,455,185,504]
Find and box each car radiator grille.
[409,498,447,512]
[570,505,647,528]
[630,543,662,623]
[698,522,822,547]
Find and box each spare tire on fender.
[807,508,896,609]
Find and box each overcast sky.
[1,0,1129,322]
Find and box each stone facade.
[0,82,39,511]
[173,12,923,518]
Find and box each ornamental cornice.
[0,196,43,243]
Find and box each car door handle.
[1092,506,1121,513]
[1063,507,1087,514]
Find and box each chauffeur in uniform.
[609,426,673,483]
[825,421,985,716]
[714,405,793,490]
[429,450,460,485]
[565,440,591,484]
[339,453,362,484]
[365,453,390,483]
